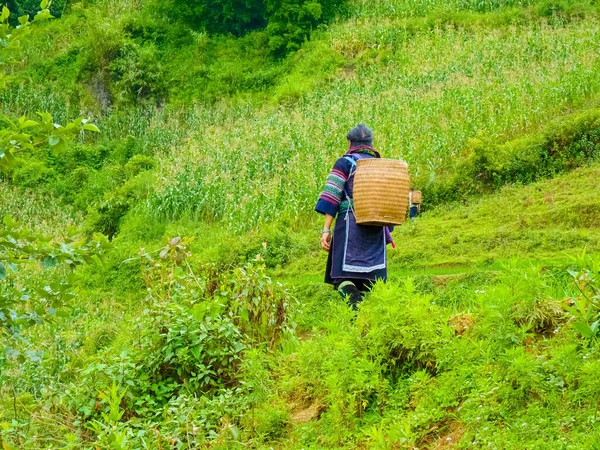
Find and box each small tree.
[0,1,100,177]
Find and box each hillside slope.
[3,161,600,448]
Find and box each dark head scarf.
[347,124,373,147]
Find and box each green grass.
[0,182,82,235]
[151,17,600,228]
[392,164,600,269]
[4,154,600,450]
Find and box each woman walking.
[315,124,393,310]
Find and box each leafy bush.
[155,0,346,55]
[358,280,453,372]
[565,254,600,344]
[124,154,154,175]
[109,41,166,104]
[237,227,300,268]
[137,301,246,397]
[6,0,67,24]
[158,0,266,36]
[265,0,327,56]
[424,109,600,206]
[141,238,296,347]
[12,160,56,187]
[0,214,110,338]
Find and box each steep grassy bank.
[3,161,600,449]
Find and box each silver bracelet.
[321,229,331,234]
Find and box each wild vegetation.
[2,0,600,448]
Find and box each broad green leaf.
[18,15,29,26]
[12,133,31,143]
[0,262,6,280]
[3,215,16,229]
[573,322,593,339]
[41,256,58,268]
[19,118,39,128]
[40,0,49,9]
[33,9,53,22]
[37,112,52,123]
[48,135,60,146]
[82,123,100,132]
[1,6,9,22]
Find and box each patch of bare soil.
[431,422,465,449]
[290,401,324,424]
[432,274,464,287]
[449,313,475,335]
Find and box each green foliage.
[358,280,453,372]
[140,238,296,348]
[42,239,298,446]
[6,0,67,24]
[390,164,600,270]
[0,3,99,179]
[7,0,600,448]
[84,170,156,237]
[265,0,327,56]
[0,113,100,176]
[12,159,55,187]
[0,213,110,337]
[157,0,345,56]
[425,109,600,205]
[108,41,165,104]
[565,254,600,344]
[159,0,266,36]
[137,301,246,397]
[4,0,600,234]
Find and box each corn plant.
[566,255,600,345]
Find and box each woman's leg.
[336,280,363,311]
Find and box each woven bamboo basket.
[353,158,410,226]
[411,190,423,204]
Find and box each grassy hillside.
[3,0,600,448]
[3,161,600,449]
[2,0,600,232]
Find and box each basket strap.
[341,156,357,218]
[343,156,357,173]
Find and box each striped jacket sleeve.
[315,157,351,217]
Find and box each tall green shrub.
[265,0,324,55]
[158,0,266,35]
[156,0,346,55]
[6,0,67,24]
[424,109,600,206]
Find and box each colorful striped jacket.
[315,147,380,217]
